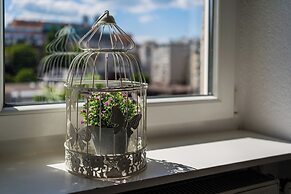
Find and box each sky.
[4,0,204,44]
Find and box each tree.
[14,68,37,82]
[5,43,38,75]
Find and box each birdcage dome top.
[78,10,135,52]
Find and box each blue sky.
[5,0,203,43]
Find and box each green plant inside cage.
[80,92,138,128]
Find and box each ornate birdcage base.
[64,142,147,179]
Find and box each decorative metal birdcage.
[64,10,148,179]
[38,25,80,82]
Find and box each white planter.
[90,126,127,155]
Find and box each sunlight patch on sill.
[47,162,67,172]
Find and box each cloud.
[7,0,107,24]
[134,35,169,44]
[138,15,158,23]
[126,0,159,14]
[126,0,203,14]
[4,13,13,26]
[171,0,203,9]
[5,0,203,25]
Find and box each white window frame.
[0,0,236,140]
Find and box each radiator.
[284,182,291,194]
[124,170,279,194]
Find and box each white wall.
[236,0,291,140]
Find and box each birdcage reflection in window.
[37,25,80,102]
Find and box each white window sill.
[0,96,218,115]
[1,130,291,194]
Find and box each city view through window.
[4,0,207,105]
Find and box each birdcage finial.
[96,10,116,24]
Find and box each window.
[0,0,235,140]
[3,0,209,105]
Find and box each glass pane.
[4,0,210,105]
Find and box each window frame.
[0,0,236,140]
[0,0,3,111]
